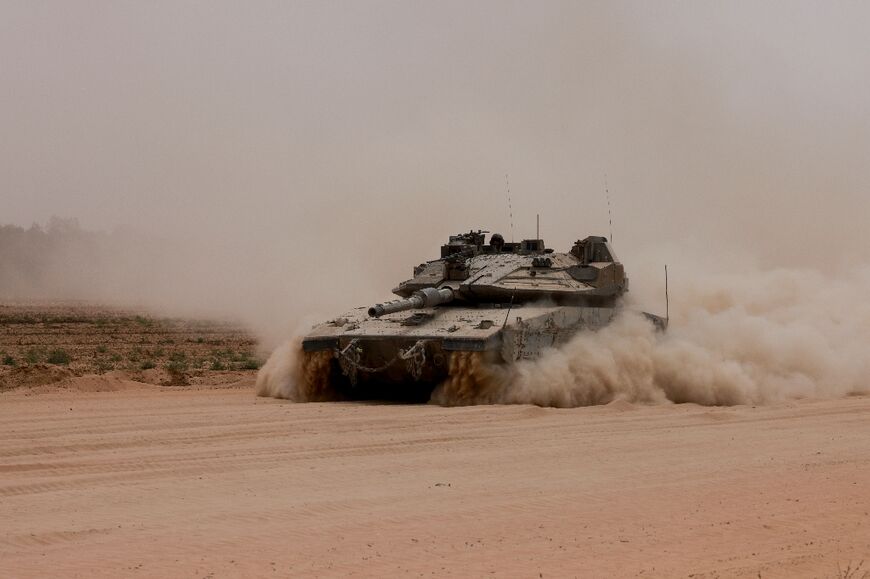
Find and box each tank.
[301,230,666,402]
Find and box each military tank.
[300,230,666,402]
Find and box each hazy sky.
[2,1,869,335]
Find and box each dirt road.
[1,385,868,578]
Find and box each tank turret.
[392,232,627,305]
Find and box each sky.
[2,1,869,339]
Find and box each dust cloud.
[434,266,870,407]
[255,339,338,402]
[257,265,870,408]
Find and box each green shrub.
[96,360,114,373]
[167,362,187,374]
[2,353,15,366]
[167,352,188,374]
[210,359,226,371]
[236,357,261,371]
[47,349,71,365]
[24,348,43,364]
[140,360,156,370]
[96,345,108,354]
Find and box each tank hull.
[300,304,647,400]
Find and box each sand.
[1,383,869,578]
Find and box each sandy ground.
[1,383,869,578]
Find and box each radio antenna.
[536,213,540,241]
[505,173,515,243]
[605,174,614,243]
[665,264,670,323]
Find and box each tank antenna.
[536,213,540,241]
[605,174,613,243]
[665,264,670,323]
[505,173,515,243]
[502,293,515,329]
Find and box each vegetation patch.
[24,348,44,364]
[236,357,262,371]
[0,303,258,385]
[166,352,189,374]
[46,349,71,365]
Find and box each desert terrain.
[1,307,869,578]
[2,385,869,578]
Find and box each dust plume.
[255,339,339,402]
[256,264,870,408]
[432,267,870,407]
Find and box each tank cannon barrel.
[368,287,454,318]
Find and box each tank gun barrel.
[368,287,454,318]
